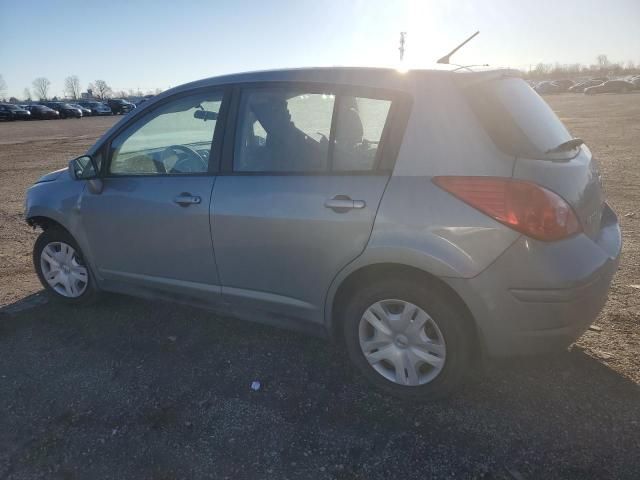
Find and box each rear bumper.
[447,204,622,357]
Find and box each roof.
[165,66,450,95]
[161,66,519,98]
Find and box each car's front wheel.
[341,278,473,400]
[34,228,98,304]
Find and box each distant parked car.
[569,80,604,93]
[0,106,13,121]
[0,103,32,120]
[42,102,82,119]
[630,77,640,90]
[584,80,635,95]
[25,105,60,120]
[534,81,564,94]
[78,101,112,116]
[70,103,92,116]
[108,98,136,115]
[551,79,574,91]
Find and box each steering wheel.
[161,145,207,173]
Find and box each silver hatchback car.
[25,68,621,399]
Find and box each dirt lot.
[0,98,638,479]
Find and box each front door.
[80,89,227,300]
[212,85,402,325]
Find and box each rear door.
[211,84,409,325]
[460,76,605,238]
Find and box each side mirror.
[69,155,103,194]
[69,155,98,179]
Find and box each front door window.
[110,91,223,175]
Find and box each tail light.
[433,176,581,241]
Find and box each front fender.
[25,180,100,280]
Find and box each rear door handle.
[324,195,366,213]
[174,193,201,206]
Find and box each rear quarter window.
[461,77,572,158]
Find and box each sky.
[1,0,639,99]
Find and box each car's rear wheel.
[34,228,98,304]
[341,278,473,400]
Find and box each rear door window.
[233,87,395,174]
[234,88,334,173]
[461,77,572,158]
[332,96,392,171]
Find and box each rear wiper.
[546,138,584,154]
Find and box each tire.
[341,277,473,400]
[33,228,99,305]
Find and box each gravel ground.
[0,97,639,479]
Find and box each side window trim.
[326,94,341,172]
[220,81,411,176]
[101,86,231,178]
[377,93,412,172]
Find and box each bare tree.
[93,80,112,100]
[23,87,31,101]
[0,74,6,100]
[64,75,81,99]
[531,62,552,77]
[32,77,51,100]
[596,54,610,69]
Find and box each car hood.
[35,167,69,184]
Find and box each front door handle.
[324,195,366,213]
[174,193,201,206]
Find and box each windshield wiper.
[546,138,584,154]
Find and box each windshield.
[5,105,20,110]
[461,76,573,158]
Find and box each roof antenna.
[399,32,407,62]
[437,30,480,64]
